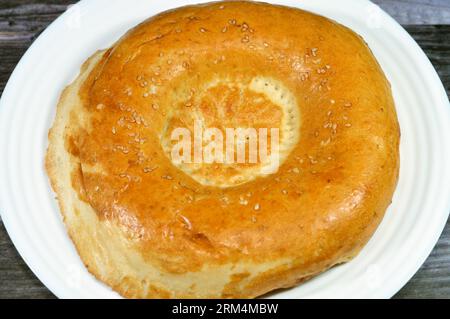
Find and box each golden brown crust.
[46,1,400,298]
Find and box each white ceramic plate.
[1,0,449,299]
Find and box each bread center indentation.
[161,76,300,188]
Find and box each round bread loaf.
[46,1,400,298]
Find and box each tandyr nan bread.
[46,1,400,298]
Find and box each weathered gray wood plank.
[0,0,448,37]
[0,0,449,299]
[373,0,450,24]
[395,219,450,298]
[0,221,55,299]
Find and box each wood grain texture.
[0,222,55,299]
[0,0,449,299]
[373,0,450,24]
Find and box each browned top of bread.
[47,1,400,298]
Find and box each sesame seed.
[309,156,318,164]
[254,203,261,211]
[179,215,192,230]
[321,138,331,146]
[239,196,249,206]
[143,167,156,173]
[149,85,157,94]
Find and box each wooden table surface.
[0,0,449,299]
